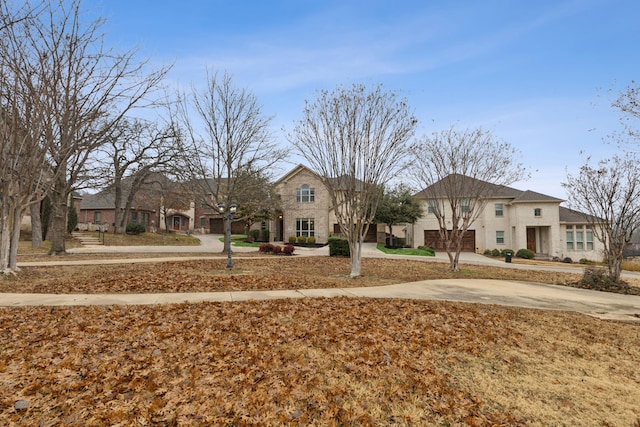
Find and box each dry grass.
[0,299,638,425]
[1,256,602,294]
[1,256,639,425]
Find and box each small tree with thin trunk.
[289,84,417,277]
[374,183,423,248]
[411,126,528,271]
[563,155,640,283]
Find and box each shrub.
[307,236,316,245]
[417,246,436,256]
[249,229,260,242]
[259,242,274,253]
[563,257,573,264]
[328,237,350,257]
[126,222,146,235]
[282,244,295,255]
[272,245,282,255]
[261,229,270,242]
[579,258,594,265]
[500,249,514,257]
[297,235,307,244]
[516,249,535,259]
[483,249,493,255]
[491,249,501,257]
[288,236,297,244]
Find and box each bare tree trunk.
[8,206,23,271]
[48,184,68,255]
[348,239,362,278]
[30,202,43,247]
[0,201,11,272]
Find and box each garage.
[333,223,378,242]
[209,218,246,234]
[424,229,476,252]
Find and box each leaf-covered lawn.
[3,257,593,294]
[1,298,638,425]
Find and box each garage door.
[424,229,476,252]
[209,218,245,234]
[333,223,378,242]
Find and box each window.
[131,211,138,223]
[94,211,102,224]
[461,199,470,213]
[566,229,574,250]
[296,218,315,237]
[534,208,542,217]
[496,231,505,244]
[427,200,438,214]
[200,217,206,227]
[576,230,584,250]
[296,184,315,203]
[566,224,593,251]
[586,231,594,250]
[495,203,503,217]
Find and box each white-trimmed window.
[296,218,315,237]
[296,184,315,203]
[427,200,438,214]
[495,203,503,217]
[566,224,593,251]
[496,230,505,244]
[461,199,471,213]
[566,225,574,250]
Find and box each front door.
[173,216,181,231]
[526,228,536,252]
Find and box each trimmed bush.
[483,249,493,255]
[249,229,260,242]
[259,242,274,253]
[307,236,316,245]
[297,235,307,244]
[563,257,573,264]
[491,249,501,257]
[288,236,297,244]
[126,222,146,235]
[417,246,436,256]
[283,244,295,255]
[272,245,282,254]
[579,258,594,265]
[516,249,535,259]
[328,237,350,257]
[261,229,270,242]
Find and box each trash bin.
[505,251,513,263]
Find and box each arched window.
[296,184,315,203]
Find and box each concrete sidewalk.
[7,235,640,322]
[2,279,640,322]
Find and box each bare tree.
[95,117,184,234]
[563,155,640,282]
[289,84,417,277]
[179,70,285,253]
[16,0,171,254]
[0,1,57,273]
[411,126,528,271]
[612,81,640,144]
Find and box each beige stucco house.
[411,175,604,261]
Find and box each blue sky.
[96,0,639,200]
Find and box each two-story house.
[273,164,378,244]
[411,175,603,261]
